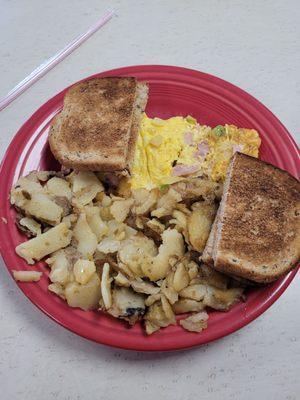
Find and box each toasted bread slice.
[49,77,148,171]
[212,153,300,283]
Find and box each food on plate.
[16,223,72,264]
[202,153,300,283]
[12,270,42,282]
[131,115,261,189]
[49,77,148,171]
[187,202,217,252]
[64,273,101,311]
[10,168,245,334]
[179,311,208,333]
[49,77,260,184]
[8,76,299,336]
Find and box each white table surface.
[0,1,299,399]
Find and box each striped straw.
[0,9,115,112]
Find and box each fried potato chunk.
[141,229,184,281]
[16,222,72,264]
[187,202,217,252]
[12,270,42,282]
[65,273,101,310]
[118,234,157,278]
[180,311,208,332]
[11,169,246,336]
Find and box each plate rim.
[0,64,299,351]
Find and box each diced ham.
[193,140,210,159]
[197,141,210,156]
[183,132,194,146]
[172,164,200,176]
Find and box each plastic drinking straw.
[0,9,115,112]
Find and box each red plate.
[0,65,299,351]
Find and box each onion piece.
[172,164,200,176]
[197,140,210,157]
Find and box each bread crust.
[126,82,149,169]
[213,255,299,283]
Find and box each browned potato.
[173,262,190,292]
[179,311,208,332]
[197,264,229,290]
[12,270,42,282]
[65,273,101,310]
[16,222,72,264]
[118,234,157,278]
[187,202,217,252]
[145,300,175,333]
[46,177,72,200]
[73,213,97,258]
[179,284,207,301]
[108,287,145,326]
[203,286,244,311]
[11,170,247,336]
[85,206,108,240]
[71,171,104,206]
[110,199,134,222]
[25,193,64,225]
[151,188,182,218]
[117,178,132,198]
[141,229,184,281]
[132,188,158,215]
[18,217,41,236]
[161,295,176,323]
[172,299,205,314]
[160,284,178,305]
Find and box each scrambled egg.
[130,114,261,189]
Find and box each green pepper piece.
[186,115,197,125]
[213,125,225,136]
[159,184,170,191]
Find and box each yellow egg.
[208,125,261,181]
[130,115,261,189]
[131,115,198,189]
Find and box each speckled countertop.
[0,1,299,399]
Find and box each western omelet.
[130,114,261,189]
